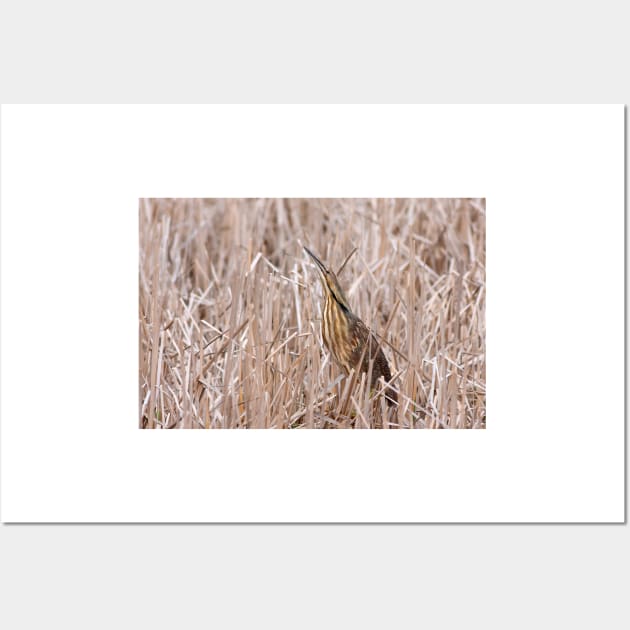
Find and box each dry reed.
[139,198,485,429]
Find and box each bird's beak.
[303,246,328,276]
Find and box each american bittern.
[304,246,397,406]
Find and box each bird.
[303,246,397,407]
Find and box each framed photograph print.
[0,105,623,522]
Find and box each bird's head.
[303,246,351,312]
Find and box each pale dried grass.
[139,198,485,429]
